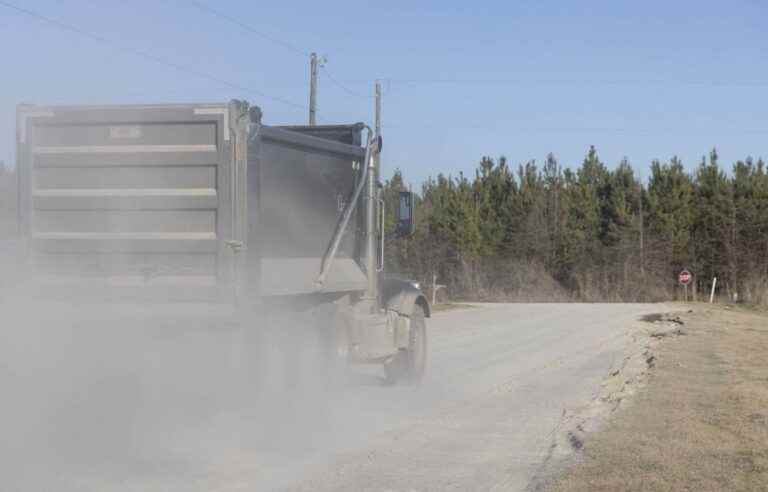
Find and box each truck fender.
[382,278,431,319]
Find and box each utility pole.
[309,52,319,125]
[639,183,645,277]
[374,80,382,176]
[372,80,383,288]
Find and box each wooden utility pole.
[373,80,383,277]
[309,52,319,125]
[374,80,382,169]
[639,183,645,276]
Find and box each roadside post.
[678,269,693,302]
[431,273,446,306]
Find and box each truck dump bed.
[17,101,368,302]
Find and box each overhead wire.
[330,77,768,95]
[185,0,375,113]
[375,75,768,133]
[380,78,768,88]
[321,71,374,100]
[186,0,310,57]
[0,0,308,111]
[380,123,768,135]
[13,1,759,134]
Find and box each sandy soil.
[546,305,768,492]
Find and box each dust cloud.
[0,106,427,491]
[0,279,403,491]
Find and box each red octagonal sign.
[678,269,693,286]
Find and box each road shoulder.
[541,305,768,491]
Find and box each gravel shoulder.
[546,304,768,492]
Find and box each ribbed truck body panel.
[17,103,237,302]
[16,101,369,303]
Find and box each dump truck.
[15,100,429,383]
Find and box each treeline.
[382,147,768,305]
[1,152,766,304]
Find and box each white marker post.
[710,277,718,304]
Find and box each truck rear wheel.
[384,304,427,385]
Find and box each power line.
[329,77,768,89]
[381,123,768,135]
[386,78,768,88]
[321,70,374,100]
[0,0,308,111]
[186,0,310,57]
[185,1,373,107]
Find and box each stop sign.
[678,269,693,285]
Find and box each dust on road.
[285,303,667,492]
[1,302,666,491]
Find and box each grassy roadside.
[549,305,768,492]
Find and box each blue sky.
[1,0,767,185]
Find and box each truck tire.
[384,303,427,385]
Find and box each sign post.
[678,269,693,302]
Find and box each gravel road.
[282,303,664,492]
[2,302,664,491]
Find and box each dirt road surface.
[1,302,665,491]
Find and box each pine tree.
[692,149,735,296]
[646,156,694,282]
[380,145,767,304]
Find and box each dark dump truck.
[15,100,428,384]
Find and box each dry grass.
[549,305,768,492]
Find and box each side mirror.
[396,191,416,237]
